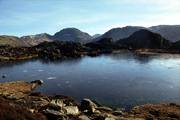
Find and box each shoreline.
[1,48,180,62]
[0,80,179,120]
[1,40,180,62]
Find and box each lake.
[0,52,180,110]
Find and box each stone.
[81,99,98,113]
[2,74,6,78]
[78,115,91,120]
[105,117,116,120]
[96,106,113,112]
[63,106,80,115]
[49,99,64,109]
[43,109,64,116]
[112,110,123,116]
[145,114,154,120]
[31,80,44,85]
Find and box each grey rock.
[31,80,44,85]
[78,115,90,120]
[81,99,98,113]
[105,117,116,120]
[43,109,65,116]
[49,99,64,108]
[63,106,80,115]
[96,106,113,112]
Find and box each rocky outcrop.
[124,103,180,120]
[0,97,47,120]
[35,41,85,60]
[0,80,43,99]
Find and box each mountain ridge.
[1,25,180,47]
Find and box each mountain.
[149,25,180,42]
[21,33,53,46]
[117,29,171,49]
[92,34,101,39]
[53,28,92,43]
[0,35,29,47]
[94,26,145,42]
[94,25,180,43]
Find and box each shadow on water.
[0,57,83,69]
[107,52,156,64]
[38,57,82,65]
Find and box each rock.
[43,109,63,116]
[42,109,67,120]
[81,99,98,113]
[145,114,154,120]
[50,95,79,106]
[78,115,91,120]
[0,97,47,120]
[63,106,80,115]
[96,106,113,112]
[49,99,64,109]
[105,117,116,120]
[112,110,123,116]
[30,80,44,90]
[31,80,44,85]
[2,74,6,78]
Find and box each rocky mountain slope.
[150,25,180,42]
[21,33,53,46]
[117,29,171,49]
[94,26,144,42]
[0,35,29,47]
[1,25,180,47]
[53,28,92,43]
[94,25,180,43]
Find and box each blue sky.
[0,0,180,36]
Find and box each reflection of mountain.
[39,57,82,65]
[108,52,154,64]
[0,59,37,69]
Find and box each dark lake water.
[0,52,180,110]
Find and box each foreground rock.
[0,97,47,120]
[0,80,179,120]
[123,103,180,120]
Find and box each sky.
[0,0,180,36]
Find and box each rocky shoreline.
[1,40,180,62]
[0,80,179,120]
